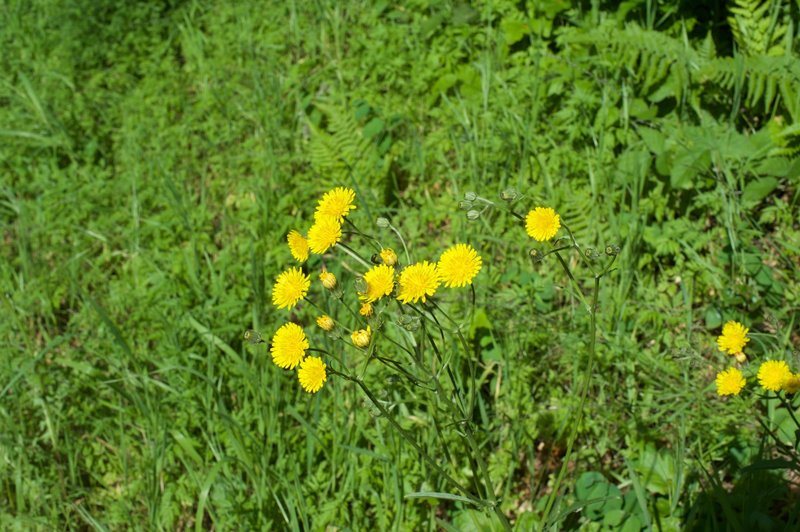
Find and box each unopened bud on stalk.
[459,200,473,210]
[316,315,335,331]
[351,326,371,348]
[605,244,620,256]
[376,217,391,228]
[466,209,481,220]
[397,314,421,332]
[500,187,518,202]
[734,352,747,364]
[464,191,477,201]
[380,248,398,267]
[243,329,263,344]
[354,277,367,294]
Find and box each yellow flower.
[757,360,791,392]
[272,267,310,310]
[437,243,482,288]
[359,302,374,317]
[298,356,327,393]
[286,230,309,263]
[316,314,335,331]
[525,207,561,242]
[396,261,440,304]
[308,216,342,254]
[380,248,398,267]
[717,321,750,355]
[783,373,800,394]
[315,187,356,222]
[361,264,395,302]
[351,326,371,348]
[715,367,746,396]
[270,323,309,369]
[319,270,337,290]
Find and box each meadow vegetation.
[2,0,800,529]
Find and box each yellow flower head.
[315,187,356,222]
[359,302,374,317]
[715,367,746,397]
[361,264,395,302]
[298,356,327,393]
[380,248,398,267]
[783,373,800,394]
[316,314,335,331]
[757,360,791,392]
[396,261,440,304]
[438,243,482,288]
[319,270,337,290]
[351,326,371,348]
[525,207,561,242]
[717,321,750,355]
[272,267,310,310]
[270,323,309,369]
[286,230,309,263]
[308,216,342,254]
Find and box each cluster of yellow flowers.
[714,320,800,397]
[266,187,485,394]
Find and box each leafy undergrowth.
[1,0,799,529]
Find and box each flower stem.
[331,369,485,507]
[540,274,600,529]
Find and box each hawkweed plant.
[248,187,512,529]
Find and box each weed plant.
[2,0,800,529]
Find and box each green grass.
[2,0,800,529]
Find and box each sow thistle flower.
[286,230,309,263]
[783,374,800,394]
[298,356,327,393]
[757,360,791,392]
[438,243,482,288]
[380,248,398,267]
[319,270,337,290]
[272,267,310,310]
[359,302,374,317]
[270,323,309,369]
[361,264,395,302]
[315,187,356,222]
[316,314,335,331]
[717,321,750,355]
[396,261,440,304]
[525,207,561,242]
[351,326,371,348]
[308,216,342,254]
[715,367,746,397]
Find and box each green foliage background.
[1,0,799,529]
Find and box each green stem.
[332,369,484,507]
[540,274,600,530]
[336,242,373,269]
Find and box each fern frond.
[728,0,788,56]
[702,55,800,120]
[559,22,700,104]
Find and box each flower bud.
[500,187,518,202]
[396,314,421,332]
[529,248,543,262]
[459,200,473,210]
[316,315,335,331]
[376,217,391,228]
[353,277,368,294]
[320,270,337,290]
[464,191,477,201]
[359,302,374,317]
[466,209,481,220]
[604,244,620,256]
[243,329,263,344]
[351,326,371,348]
[380,248,398,267]
[734,352,747,364]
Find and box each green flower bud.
[376,217,391,228]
